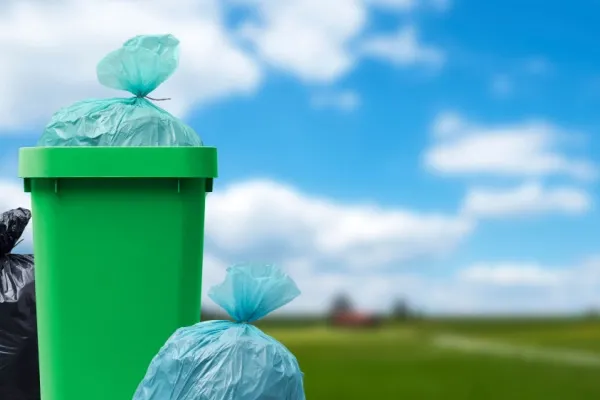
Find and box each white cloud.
[311,90,361,111]
[0,176,474,310]
[0,180,29,213]
[205,179,474,269]
[0,0,449,129]
[235,0,448,82]
[462,182,591,218]
[462,258,600,289]
[191,252,600,315]
[433,258,600,314]
[237,0,367,82]
[366,0,416,11]
[424,112,597,180]
[278,257,600,314]
[367,0,450,12]
[360,26,444,67]
[0,0,261,130]
[459,263,566,286]
[1,176,598,314]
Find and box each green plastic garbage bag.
[38,34,202,147]
[133,264,306,400]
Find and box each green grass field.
[264,319,600,399]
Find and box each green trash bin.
[18,146,218,400]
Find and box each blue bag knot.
[97,34,180,97]
[132,263,305,400]
[208,263,301,324]
[38,33,202,147]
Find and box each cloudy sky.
[1,0,599,315]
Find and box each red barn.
[330,311,381,328]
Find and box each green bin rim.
[18,146,218,178]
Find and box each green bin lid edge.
[18,147,218,178]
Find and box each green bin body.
[18,146,218,400]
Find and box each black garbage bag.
[0,208,39,399]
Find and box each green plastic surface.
[18,147,218,400]
[19,146,217,178]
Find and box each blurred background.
[1,0,599,398]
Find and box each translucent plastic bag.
[133,264,305,400]
[38,34,202,147]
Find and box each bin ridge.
[18,147,218,179]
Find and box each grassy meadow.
[262,318,600,399]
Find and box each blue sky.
[198,1,600,265]
[0,0,598,314]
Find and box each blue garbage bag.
[38,34,202,147]
[133,264,306,400]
